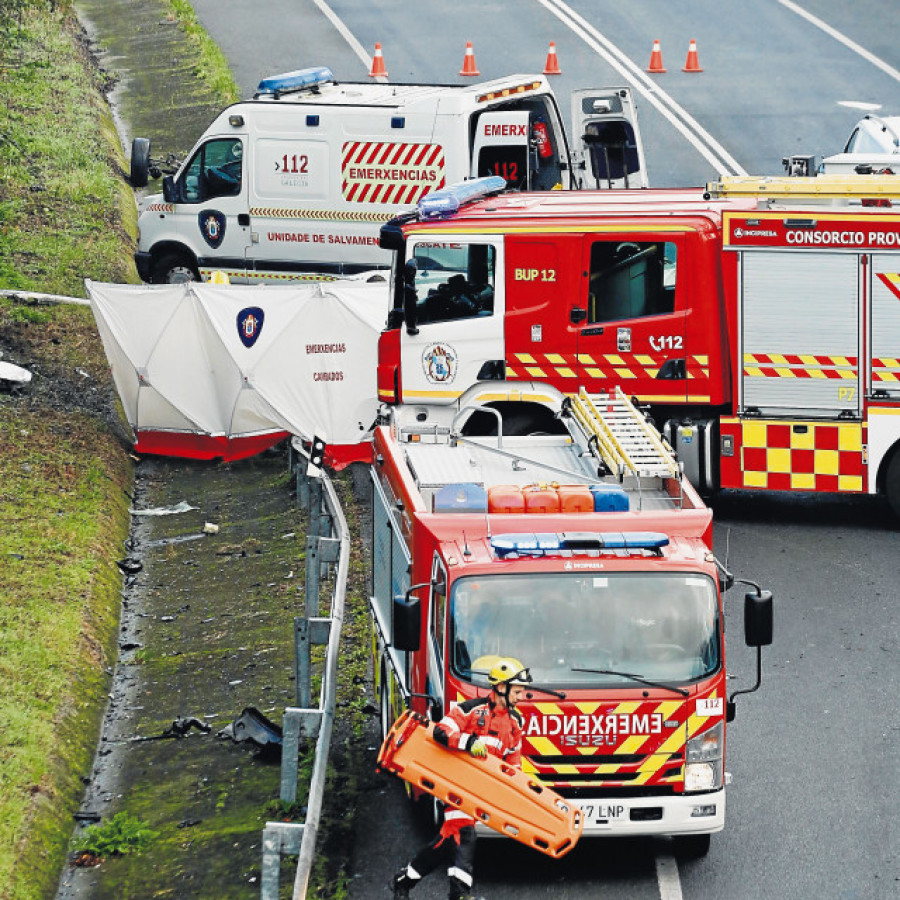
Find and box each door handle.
[238,213,250,227]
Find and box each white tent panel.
[86,279,386,454]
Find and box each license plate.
[578,802,627,821]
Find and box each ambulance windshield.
[449,572,719,688]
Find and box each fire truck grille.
[554,785,679,800]
[545,772,641,784]
[529,753,683,766]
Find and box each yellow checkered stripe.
[506,353,710,381]
[727,418,866,492]
[248,207,393,222]
[521,698,695,787]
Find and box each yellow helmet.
[487,657,532,689]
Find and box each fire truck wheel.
[674,832,711,860]
[152,251,199,284]
[885,451,900,518]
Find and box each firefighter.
[391,658,533,900]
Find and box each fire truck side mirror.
[392,593,421,652]
[744,589,773,648]
[162,175,177,203]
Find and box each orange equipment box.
[487,485,525,513]
[556,484,594,512]
[523,484,561,513]
[377,710,582,858]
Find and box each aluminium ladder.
[568,386,680,481]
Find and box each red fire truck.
[371,390,773,856]
[377,174,900,514]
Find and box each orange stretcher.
[377,710,582,858]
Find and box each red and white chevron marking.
[341,141,445,205]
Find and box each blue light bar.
[417,176,506,220]
[256,66,334,96]
[490,531,669,558]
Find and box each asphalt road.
[186,3,900,897]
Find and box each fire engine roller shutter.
[870,254,900,399]
[371,473,412,673]
[741,251,860,417]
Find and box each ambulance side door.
[470,110,531,190]
[169,135,251,280]
[400,238,504,406]
[575,234,688,403]
[570,88,647,189]
[246,133,337,278]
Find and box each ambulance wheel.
[152,251,198,284]
[130,137,150,187]
[885,451,900,519]
[674,832,710,860]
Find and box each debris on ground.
[128,500,198,516]
[218,707,283,748]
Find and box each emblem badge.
[236,307,265,348]
[198,209,226,248]
[422,342,457,384]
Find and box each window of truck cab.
[406,241,496,326]
[179,137,244,203]
[448,571,720,689]
[585,239,677,324]
[429,558,448,694]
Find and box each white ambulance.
[132,66,646,284]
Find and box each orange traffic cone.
[369,42,388,78]
[646,39,666,73]
[682,39,703,72]
[543,41,562,75]
[459,41,481,76]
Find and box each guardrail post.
[295,616,310,709]
[280,708,324,803]
[295,617,333,710]
[261,822,305,900]
[305,477,323,617]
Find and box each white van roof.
[249,68,553,113]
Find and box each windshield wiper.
[571,667,689,697]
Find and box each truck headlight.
[685,721,723,792]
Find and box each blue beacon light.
[256,66,334,95]
[417,176,507,220]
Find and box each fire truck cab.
[377,174,900,515]
[371,390,773,855]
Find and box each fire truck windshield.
[449,572,719,689]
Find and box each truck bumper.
[478,788,725,839]
[135,251,153,283]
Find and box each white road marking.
[656,854,684,900]
[309,0,389,81]
[536,0,747,176]
[777,0,900,84]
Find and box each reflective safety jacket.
[432,696,524,839]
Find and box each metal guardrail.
[260,439,350,899]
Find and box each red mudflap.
[377,710,582,858]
